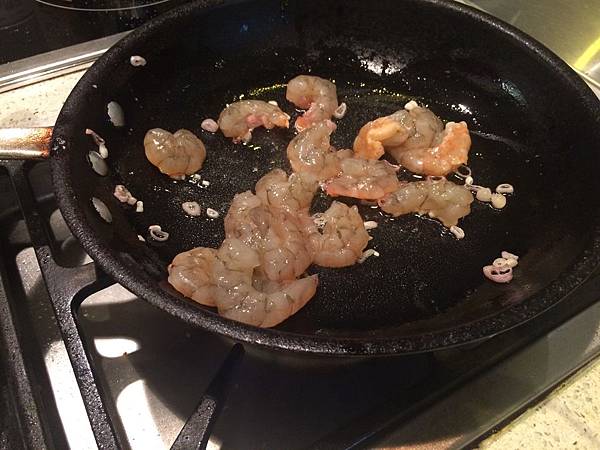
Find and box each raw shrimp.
[286,75,339,131]
[286,120,345,181]
[224,190,314,281]
[168,247,219,306]
[353,103,471,176]
[388,121,471,176]
[325,155,401,200]
[218,100,290,143]
[310,201,370,268]
[218,273,319,328]
[255,169,318,213]
[144,128,206,179]
[353,109,415,160]
[261,210,316,281]
[168,238,318,327]
[378,178,474,227]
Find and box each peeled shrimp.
[388,121,471,176]
[144,128,206,179]
[261,210,316,281]
[168,247,219,306]
[224,190,314,281]
[218,100,290,143]
[219,273,319,328]
[325,155,401,200]
[378,178,473,227]
[286,75,338,131]
[353,103,471,176]
[310,201,370,268]
[353,109,415,160]
[168,238,318,327]
[255,169,318,213]
[286,120,344,181]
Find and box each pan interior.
[54,0,600,341]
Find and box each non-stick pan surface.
[50,0,600,355]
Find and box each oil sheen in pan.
[139,81,527,330]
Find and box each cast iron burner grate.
[1,159,599,449]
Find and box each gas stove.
[1,1,600,449]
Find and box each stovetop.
[0,0,189,65]
[1,1,600,448]
[1,159,600,449]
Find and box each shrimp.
[168,238,318,327]
[353,103,471,176]
[352,109,414,160]
[224,190,314,281]
[261,210,316,281]
[325,155,401,200]
[218,100,290,143]
[168,247,219,306]
[388,121,471,176]
[255,169,318,213]
[286,75,338,131]
[144,128,206,179]
[286,120,345,181]
[310,201,370,268]
[378,177,474,227]
[218,273,319,328]
[223,191,266,249]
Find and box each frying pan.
[1,0,599,356]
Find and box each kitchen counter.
[481,360,600,448]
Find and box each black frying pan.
[2,0,600,356]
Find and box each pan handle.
[0,127,52,160]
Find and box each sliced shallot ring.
[148,225,169,241]
[483,265,513,283]
[496,183,514,194]
[455,164,471,179]
[333,102,347,119]
[501,250,519,261]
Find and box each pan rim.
[50,0,600,356]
